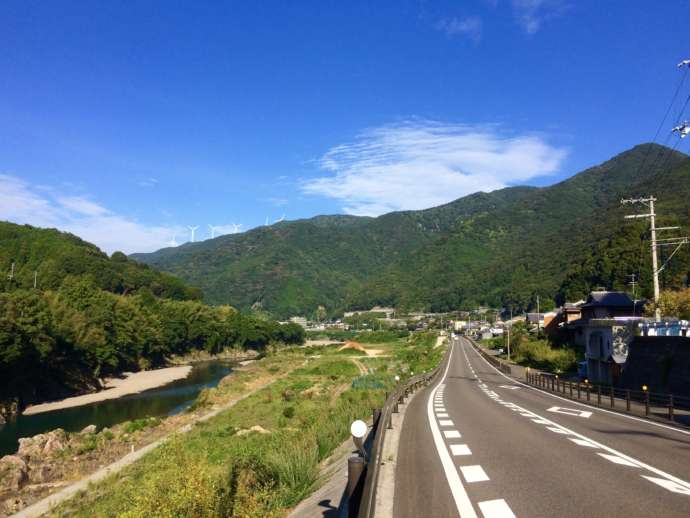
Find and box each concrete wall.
[620,336,690,395]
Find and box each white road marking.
[546,426,570,434]
[478,498,516,518]
[531,419,551,425]
[437,413,449,418]
[598,453,639,467]
[547,406,592,418]
[450,444,472,456]
[460,465,490,483]
[439,420,454,426]
[444,430,462,439]
[569,438,598,448]
[426,344,478,518]
[642,476,690,496]
[463,338,690,495]
[499,385,520,390]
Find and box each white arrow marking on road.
[547,406,592,418]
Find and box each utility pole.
[622,196,690,320]
[8,262,14,281]
[33,270,38,289]
[628,273,638,316]
[536,295,540,334]
[507,307,512,361]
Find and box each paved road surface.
[393,336,690,517]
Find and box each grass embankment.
[49,331,444,518]
[482,336,579,374]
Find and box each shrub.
[282,406,295,419]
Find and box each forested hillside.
[132,143,690,318]
[0,222,201,300]
[0,225,304,415]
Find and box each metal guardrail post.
[645,391,650,416]
[668,395,674,421]
[348,456,367,517]
[577,382,581,399]
[610,386,614,408]
[626,389,631,411]
[586,384,590,401]
[569,382,573,398]
[597,385,601,406]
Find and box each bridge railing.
[525,371,690,425]
[354,345,451,518]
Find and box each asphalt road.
[393,336,690,518]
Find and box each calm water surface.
[0,361,233,456]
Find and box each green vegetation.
[133,144,690,317]
[49,332,445,518]
[0,224,306,411]
[483,324,580,373]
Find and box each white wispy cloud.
[302,120,567,217]
[138,177,159,188]
[435,16,483,43]
[512,0,569,34]
[0,174,184,254]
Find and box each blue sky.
[1,1,689,253]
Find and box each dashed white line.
[439,420,454,426]
[460,465,490,483]
[568,438,598,448]
[450,444,472,456]
[478,498,516,518]
[437,413,449,418]
[426,345,478,517]
[444,430,462,439]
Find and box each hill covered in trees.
[131,143,690,318]
[0,225,304,416]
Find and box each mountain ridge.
[130,143,690,318]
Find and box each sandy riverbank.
[22,366,193,416]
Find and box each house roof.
[581,291,634,309]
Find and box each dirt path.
[434,335,446,349]
[351,357,368,376]
[14,363,305,518]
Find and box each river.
[0,360,234,457]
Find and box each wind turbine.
[231,223,243,233]
[275,214,285,223]
[188,225,199,243]
[208,224,219,238]
[265,216,269,226]
[167,233,178,247]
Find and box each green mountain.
[0,222,202,300]
[132,144,690,318]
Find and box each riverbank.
[23,366,193,416]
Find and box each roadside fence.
[525,371,690,424]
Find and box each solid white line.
[464,337,690,437]
[478,498,516,518]
[426,343,478,517]
[450,444,472,456]
[642,476,690,495]
[444,430,462,439]
[569,438,598,448]
[439,420,454,426]
[546,426,570,434]
[462,338,690,492]
[460,465,490,483]
[598,453,639,467]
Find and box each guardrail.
[525,371,690,424]
[467,338,512,375]
[353,346,451,518]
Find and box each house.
[289,316,308,328]
[565,291,644,384]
